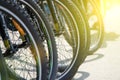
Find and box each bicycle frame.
[39,0,62,35]
[0,12,30,57]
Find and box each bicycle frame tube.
[40,0,60,33]
[46,0,58,24]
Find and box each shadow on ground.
[72,53,104,80]
[84,53,104,63]
[72,71,90,80]
[101,32,120,48]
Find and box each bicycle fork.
[0,12,30,57]
[0,12,14,51]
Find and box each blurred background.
[73,0,120,80]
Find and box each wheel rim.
[0,7,42,79]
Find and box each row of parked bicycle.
[0,0,104,80]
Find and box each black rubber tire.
[72,0,91,52]
[18,0,58,80]
[54,0,90,80]
[83,0,104,54]
[73,0,104,55]
[0,0,47,80]
[54,0,79,76]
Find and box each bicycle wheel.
[83,0,104,54]
[53,0,90,80]
[17,0,58,80]
[0,0,47,79]
[73,0,104,54]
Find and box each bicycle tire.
[0,0,47,79]
[82,0,104,54]
[74,0,104,55]
[88,0,104,54]
[72,0,91,51]
[18,0,58,79]
[54,0,90,80]
[39,0,82,79]
[54,0,78,76]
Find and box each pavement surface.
[73,5,120,80]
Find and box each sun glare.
[104,2,120,33]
